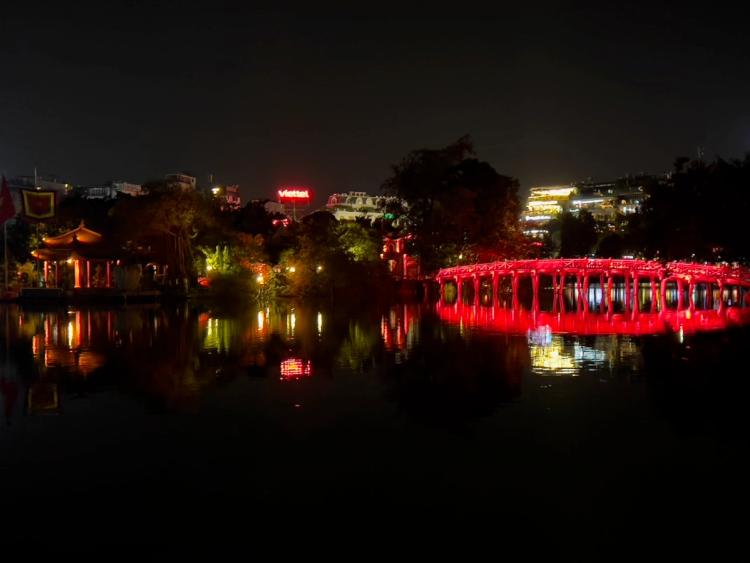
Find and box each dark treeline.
[4,142,749,301]
[544,155,750,263]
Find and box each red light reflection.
[280,358,312,380]
[436,302,750,336]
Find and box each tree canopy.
[382,135,522,271]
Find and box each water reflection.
[1,300,749,426]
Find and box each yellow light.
[257,311,264,331]
[211,187,220,195]
[289,266,296,273]
[529,186,577,198]
[256,274,264,284]
[206,264,213,271]
[317,312,323,334]
[66,258,73,264]
[316,265,323,273]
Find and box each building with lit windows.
[325,191,401,222]
[522,185,577,238]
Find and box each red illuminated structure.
[436,258,750,314]
[31,221,116,289]
[277,187,311,221]
[382,236,420,280]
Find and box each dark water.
[1,302,749,554]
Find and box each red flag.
[0,175,17,225]
[21,189,56,221]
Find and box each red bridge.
[436,258,750,314]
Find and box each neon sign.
[277,188,311,204]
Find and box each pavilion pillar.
[86,260,91,288]
[55,261,61,288]
[43,261,49,288]
[74,260,81,289]
[106,261,112,289]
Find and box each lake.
[1,301,749,555]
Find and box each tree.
[547,211,598,257]
[383,135,522,272]
[624,155,750,261]
[110,181,218,282]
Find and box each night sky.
[2,1,749,203]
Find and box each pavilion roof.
[43,221,104,248]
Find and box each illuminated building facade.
[570,180,646,229]
[326,191,401,223]
[522,185,577,238]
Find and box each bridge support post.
[677,278,685,311]
[582,274,590,313]
[718,281,725,312]
[456,276,463,305]
[576,272,588,311]
[632,274,639,317]
[532,272,539,312]
[474,275,480,307]
[491,272,499,307]
[599,273,606,313]
[688,280,695,311]
[557,271,565,313]
[607,271,614,315]
[512,272,519,309]
[660,278,669,313]
[650,277,658,312]
[624,273,631,313]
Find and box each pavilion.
[31,221,117,289]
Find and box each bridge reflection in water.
[435,258,750,376]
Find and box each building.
[570,178,652,229]
[381,236,420,280]
[210,184,241,210]
[522,185,577,238]
[325,191,401,222]
[165,173,196,191]
[522,176,660,238]
[79,181,143,199]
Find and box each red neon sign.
[277,188,311,204]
